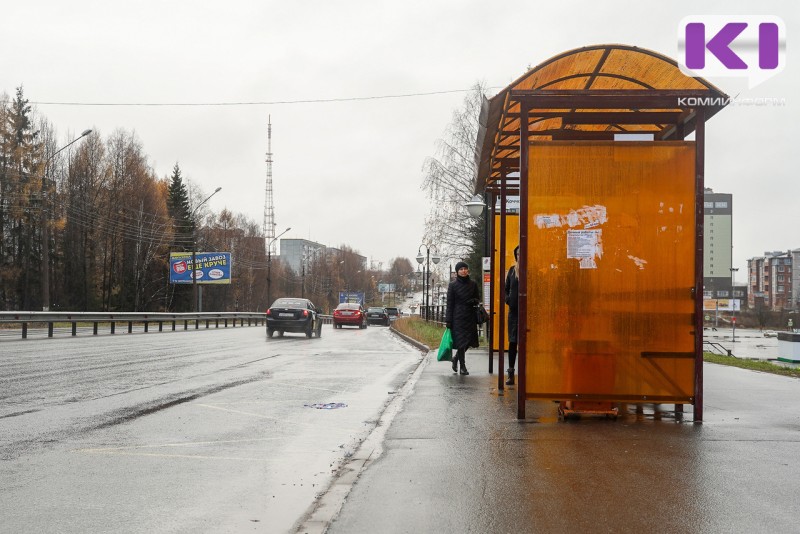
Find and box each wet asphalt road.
[0,324,423,533]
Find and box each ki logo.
[678,16,786,88]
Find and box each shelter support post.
[517,102,529,420]
[694,107,706,422]
[488,190,496,375]
[497,167,508,392]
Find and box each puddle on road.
[304,402,348,410]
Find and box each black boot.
[505,368,515,385]
[452,357,458,373]
[455,349,468,375]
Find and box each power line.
[28,88,481,107]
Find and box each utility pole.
[191,187,222,312]
[41,129,92,311]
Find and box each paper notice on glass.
[567,229,601,268]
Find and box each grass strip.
[393,316,488,348]
[704,352,800,379]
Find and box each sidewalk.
[320,348,800,534]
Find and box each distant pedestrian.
[446,261,480,375]
[505,245,520,385]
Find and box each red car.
[333,302,367,329]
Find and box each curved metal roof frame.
[477,44,729,190]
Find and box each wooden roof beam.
[503,111,682,125]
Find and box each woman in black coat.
[505,245,520,385]
[445,261,480,375]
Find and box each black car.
[266,297,323,338]
[366,306,390,326]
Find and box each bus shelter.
[477,45,728,421]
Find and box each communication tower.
[263,116,276,254]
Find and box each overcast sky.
[2,0,797,280]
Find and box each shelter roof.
[477,44,729,190]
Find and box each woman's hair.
[512,245,520,279]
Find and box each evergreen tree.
[166,163,193,251]
[165,163,194,311]
[0,86,42,309]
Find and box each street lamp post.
[191,187,222,312]
[339,258,347,294]
[730,267,739,342]
[41,129,92,311]
[266,227,291,308]
[416,244,440,321]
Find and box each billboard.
[703,299,740,312]
[169,252,231,284]
[339,291,365,305]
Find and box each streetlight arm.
[45,129,93,167]
[191,186,223,217]
[268,226,291,249]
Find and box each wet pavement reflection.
[328,351,800,534]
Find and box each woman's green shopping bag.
[437,328,453,361]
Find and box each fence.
[419,305,446,325]
[419,305,488,338]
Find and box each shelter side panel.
[492,214,520,351]
[526,141,696,402]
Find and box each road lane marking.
[196,403,286,419]
[74,451,277,461]
[75,437,284,451]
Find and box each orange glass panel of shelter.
[526,142,696,403]
[492,213,519,351]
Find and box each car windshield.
[386,308,399,315]
[336,303,360,310]
[367,308,385,313]
[272,298,307,309]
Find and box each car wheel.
[267,328,274,338]
[306,323,313,338]
[316,323,322,338]
[278,330,284,337]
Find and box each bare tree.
[421,82,488,264]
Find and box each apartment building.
[747,249,800,311]
[703,189,738,300]
[279,239,367,275]
[278,239,327,274]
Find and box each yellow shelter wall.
[525,142,696,402]
[492,214,519,351]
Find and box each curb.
[295,343,431,533]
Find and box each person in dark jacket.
[505,245,520,385]
[445,261,480,375]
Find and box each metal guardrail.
[0,311,266,340]
[703,340,734,357]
